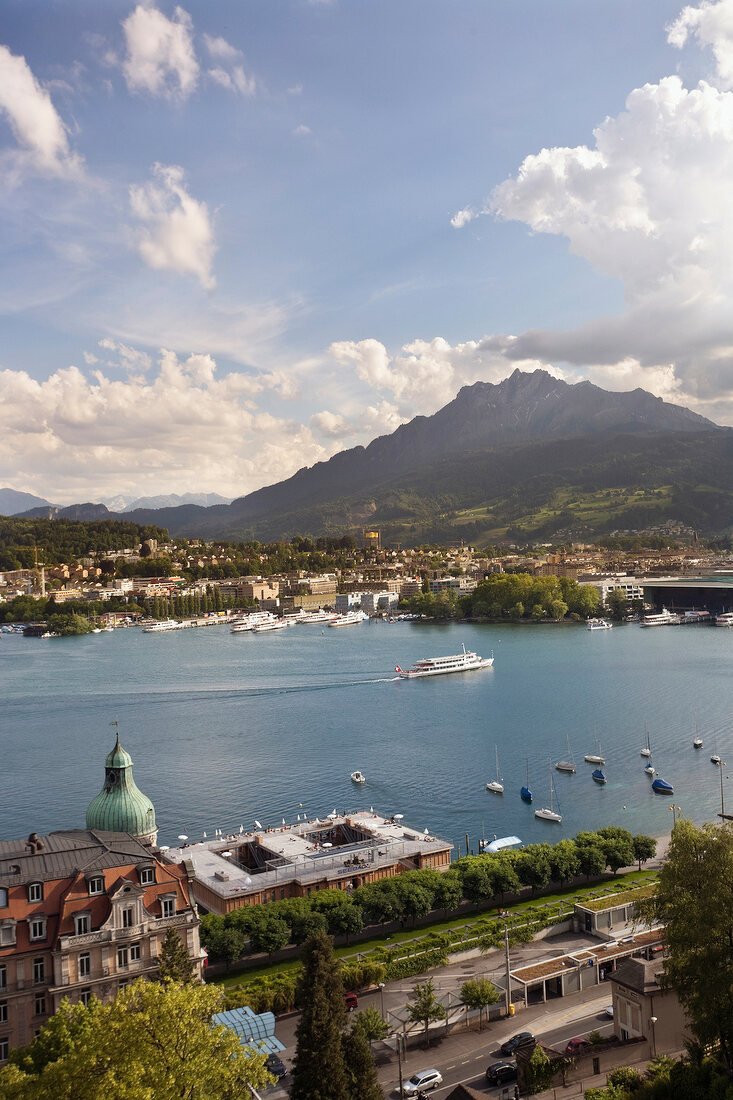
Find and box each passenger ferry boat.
[142,619,180,633]
[329,610,368,627]
[395,643,494,679]
[231,612,275,632]
[715,611,733,626]
[586,618,612,631]
[297,609,341,624]
[640,609,681,627]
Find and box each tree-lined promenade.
[406,572,607,622]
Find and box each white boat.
[680,610,711,624]
[587,618,612,631]
[329,610,367,627]
[486,745,504,793]
[253,619,287,633]
[535,766,562,822]
[231,612,275,632]
[350,770,367,784]
[715,612,733,626]
[640,728,652,758]
[395,643,494,679]
[640,608,681,627]
[142,619,180,633]
[584,737,605,765]
[644,759,656,776]
[298,609,340,624]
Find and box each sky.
[2,0,733,505]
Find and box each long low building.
[162,810,453,915]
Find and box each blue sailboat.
[520,759,533,803]
[592,768,607,784]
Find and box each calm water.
[2,621,732,851]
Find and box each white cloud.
[98,337,152,374]
[668,0,733,88]
[293,124,311,136]
[0,45,82,178]
[0,351,329,502]
[129,163,216,290]
[202,34,240,63]
[310,410,348,437]
[450,206,475,229]
[121,4,199,100]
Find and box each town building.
[164,811,453,916]
[609,956,689,1055]
[0,735,203,1061]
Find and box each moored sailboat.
[486,745,504,794]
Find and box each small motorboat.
[693,736,703,748]
[644,761,656,776]
[592,768,607,784]
[350,770,367,784]
[652,777,674,794]
[711,754,721,765]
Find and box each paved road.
[264,926,617,1097]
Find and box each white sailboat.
[555,735,576,774]
[584,736,605,765]
[535,764,562,822]
[640,727,652,758]
[486,745,504,793]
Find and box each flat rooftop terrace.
[161,810,452,903]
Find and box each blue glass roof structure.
[212,1006,285,1054]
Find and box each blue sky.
[1,0,731,504]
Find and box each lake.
[2,619,731,851]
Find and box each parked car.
[486,1060,518,1084]
[344,991,359,1010]
[500,1031,536,1056]
[605,1005,614,1017]
[264,1053,287,1079]
[564,1037,591,1056]
[401,1068,443,1094]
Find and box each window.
[0,966,6,990]
[118,979,129,992]
[0,888,7,908]
[117,947,128,969]
[79,989,91,1007]
[161,897,175,919]
[34,994,45,1016]
[74,914,90,935]
[29,918,46,941]
[0,1038,8,1063]
[28,883,43,903]
[87,877,104,896]
[0,924,16,947]
[0,1003,6,1024]
[121,907,134,928]
[79,953,90,978]
[33,958,45,984]
[129,943,140,962]
[138,866,155,886]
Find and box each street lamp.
[668,805,681,826]
[649,1015,658,1058]
[379,982,386,1020]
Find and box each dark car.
[265,1053,287,1079]
[564,1037,591,1056]
[486,1060,518,1084]
[500,1031,536,1056]
[344,991,359,1010]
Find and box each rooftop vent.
[214,870,230,882]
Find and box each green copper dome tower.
[86,724,158,846]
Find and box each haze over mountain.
[0,489,54,516]
[13,369,729,545]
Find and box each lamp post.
[668,805,681,826]
[504,919,512,1017]
[379,982,386,1021]
[649,1015,657,1058]
[718,764,731,820]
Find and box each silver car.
[402,1068,443,1095]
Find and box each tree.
[248,914,290,958]
[632,834,657,871]
[204,925,245,968]
[290,931,351,1100]
[342,1022,385,1100]
[157,925,195,983]
[406,979,447,1046]
[6,980,272,1099]
[639,819,733,1077]
[353,1005,389,1043]
[459,977,500,1030]
[605,588,628,620]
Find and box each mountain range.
[7,370,733,543]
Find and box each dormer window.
[0,923,16,947]
[87,877,104,896]
[74,913,91,935]
[29,917,47,941]
[160,896,176,919]
[138,866,155,886]
[28,883,43,903]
